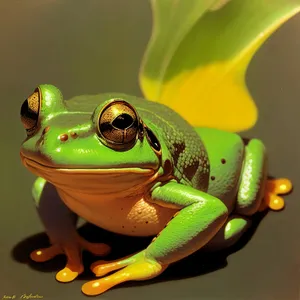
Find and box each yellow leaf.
[140,0,300,132]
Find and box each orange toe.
[30,245,62,262]
[90,252,141,277]
[91,260,126,277]
[267,178,292,195]
[56,265,83,283]
[82,278,121,296]
[90,260,107,276]
[262,178,292,212]
[268,194,285,211]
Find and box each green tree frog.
[20,84,292,296]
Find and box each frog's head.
[20,85,164,195]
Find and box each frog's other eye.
[97,100,139,150]
[20,88,40,136]
[145,126,161,153]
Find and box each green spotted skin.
[195,128,245,212]
[124,96,210,190]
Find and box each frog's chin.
[21,154,158,195]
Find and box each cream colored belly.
[57,188,178,237]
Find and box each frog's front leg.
[31,177,111,282]
[82,181,228,296]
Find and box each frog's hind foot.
[82,251,166,296]
[259,178,292,211]
[30,236,111,283]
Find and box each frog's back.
[66,93,210,190]
[130,96,210,190]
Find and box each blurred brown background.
[0,1,300,299]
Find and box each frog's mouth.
[20,152,158,195]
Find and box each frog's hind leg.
[235,139,267,215]
[204,215,251,251]
[235,138,292,214]
[206,140,293,251]
[209,179,292,251]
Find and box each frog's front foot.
[259,178,292,211]
[30,235,111,283]
[81,251,167,296]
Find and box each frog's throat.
[20,152,159,196]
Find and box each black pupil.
[20,99,38,121]
[112,113,133,130]
[145,127,161,152]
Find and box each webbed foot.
[259,178,292,211]
[30,236,111,283]
[81,251,167,296]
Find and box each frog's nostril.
[59,134,69,142]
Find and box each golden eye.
[98,100,139,150]
[20,88,40,135]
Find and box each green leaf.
[139,0,300,132]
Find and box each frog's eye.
[20,88,41,136]
[97,100,139,150]
[145,126,161,153]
